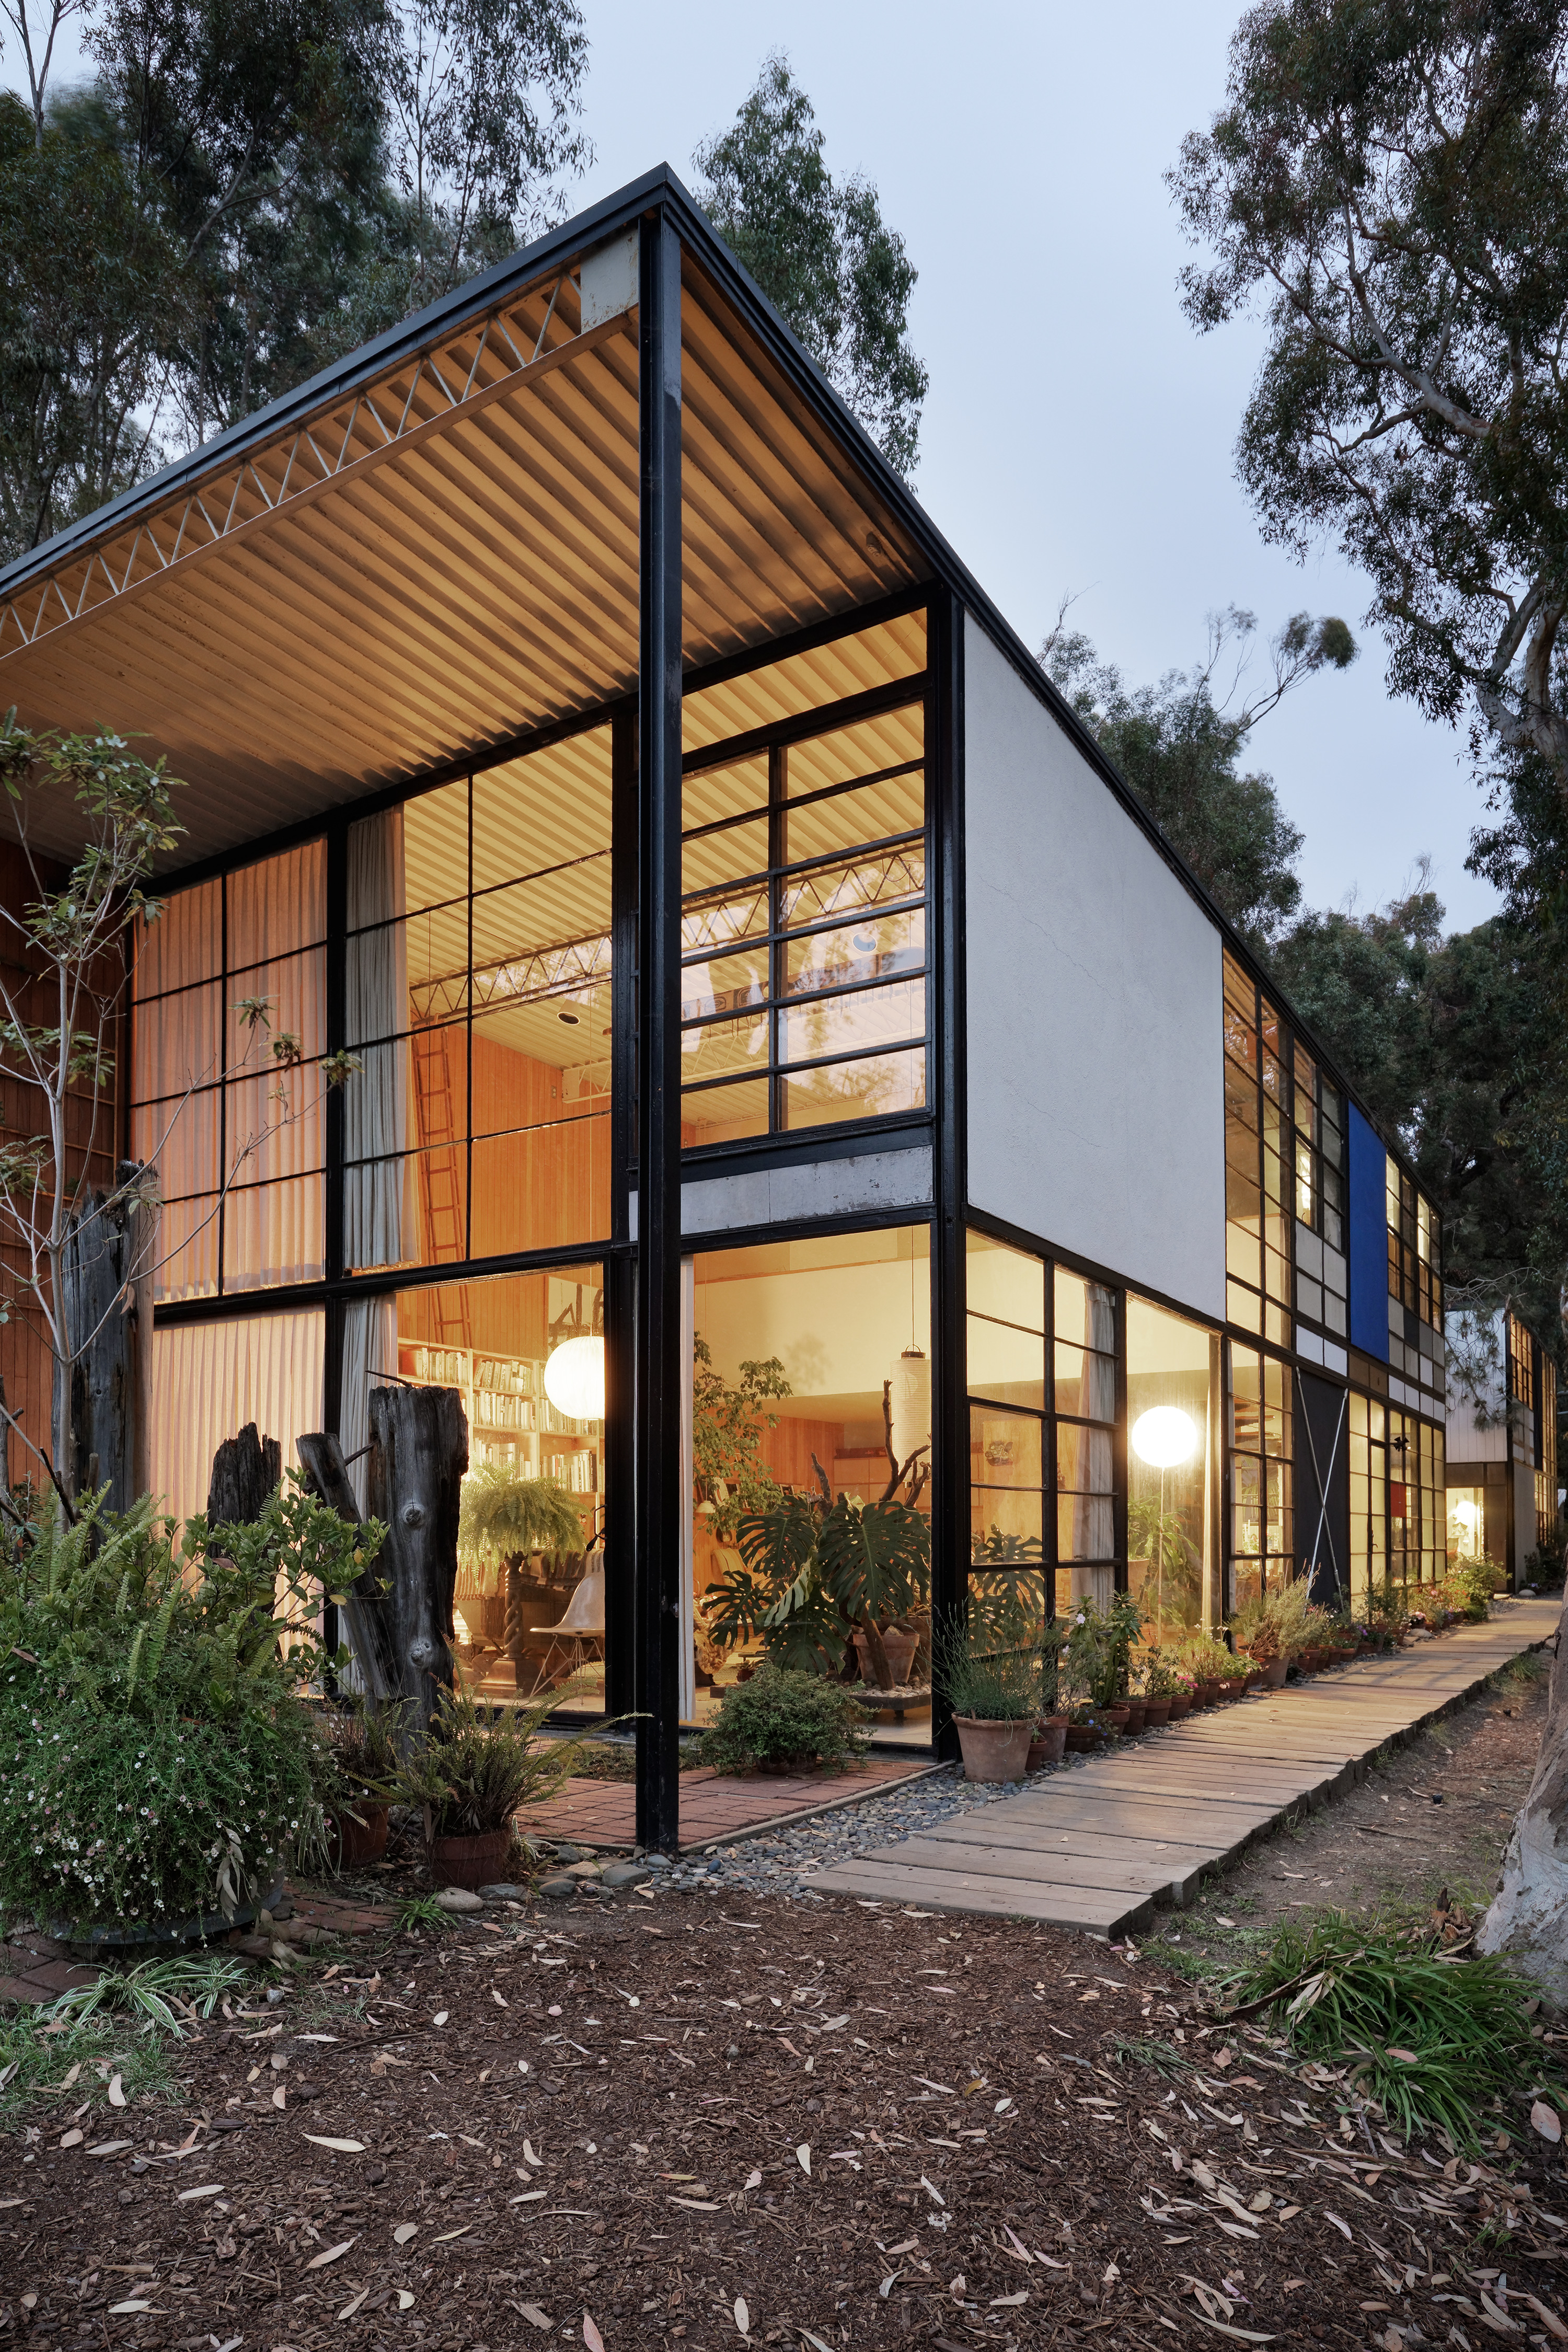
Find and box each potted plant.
[697,1664,869,1776]
[1139,1651,1179,1726]
[396,1679,607,1889]
[935,1618,1040,1782]
[1167,1663,1196,1720]
[1028,1717,1068,1768]
[458,1465,589,1652]
[323,1699,402,1868]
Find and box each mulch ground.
[4,1880,1567,2352]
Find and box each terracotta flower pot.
[429,1828,513,1890]
[1217,1678,1245,1702]
[1121,1701,1147,1735]
[1027,1720,1068,1769]
[1142,1697,1172,1727]
[1104,1703,1132,1736]
[852,1624,921,1688]
[1167,1693,1193,1720]
[1063,1720,1103,1753]
[1193,1677,1223,1707]
[327,1801,389,1871]
[953,1714,1034,1783]
[1262,1655,1289,1688]
[1242,1670,1265,1693]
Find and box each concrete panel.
[962,618,1225,1317]
[676,1145,933,1237]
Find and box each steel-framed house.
[0,168,1457,1847]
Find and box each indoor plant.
[706,1465,931,1693]
[697,1663,869,1775]
[935,1617,1041,1782]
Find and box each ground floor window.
[1128,1298,1220,1639]
[1448,1482,1487,1564]
[688,1226,931,1738]
[152,1308,326,1528]
[1228,1344,1293,1611]
[1351,1392,1446,1605]
[384,1266,608,1715]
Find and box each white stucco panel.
[963,616,1225,1319]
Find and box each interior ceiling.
[0,239,925,871]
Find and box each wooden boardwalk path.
[811,1597,1561,1936]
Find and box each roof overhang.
[0,166,944,868]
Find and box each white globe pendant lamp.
[1131,1405,1198,1470]
[544,1334,605,1421]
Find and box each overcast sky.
[15,0,1500,930]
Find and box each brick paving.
[0,1928,101,2007]
[517,1752,938,1851]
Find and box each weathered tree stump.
[365,1383,468,1740]
[206,1423,282,1525]
[296,1431,399,1704]
[55,1161,155,1509]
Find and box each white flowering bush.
[0,1479,382,1934]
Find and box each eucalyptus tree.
[1170,1,1568,813]
[693,51,928,477]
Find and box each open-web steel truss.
[0,269,607,665]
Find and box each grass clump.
[696,1664,869,1774]
[1231,1909,1562,2151]
[0,2009,177,2123]
[44,1952,248,2035]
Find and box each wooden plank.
[875,1833,1205,1906]
[812,1858,1151,1933]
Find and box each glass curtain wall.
[1127,1298,1219,1638]
[344,730,613,1274]
[680,701,928,1144]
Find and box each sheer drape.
[339,1294,399,1515]
[133,845,326,1299]
[345,810,409,1271]
[151,1310,325,1527]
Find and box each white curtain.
[151,1309,325,1529]
[345,810,408,1271]
[339,1294,399,1515]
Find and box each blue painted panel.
[1347,1104,1389,1361]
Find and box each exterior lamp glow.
[544,1335,605,1421]
[1131,1406,1198,1471]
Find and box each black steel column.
[603,705,639,1721]
[634,209,684,1852]
[322,815,349,1665]
[928,587,966,1761]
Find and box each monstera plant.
[704,1480,931,1691]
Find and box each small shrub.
[696,1665,869,1774]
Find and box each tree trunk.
[54,1163,154,1509]
[296,1430,399,1704]
[206,1422,281,1525]
[365,1382,468,1744]
[1476,1589,1568,1999]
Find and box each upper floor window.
[1223,951,1290,1347]
[1292,1043,1344,1251]
[1508,1310,1536,1411]
[680,697,928,1147]
[1386,1157,1442,1328]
